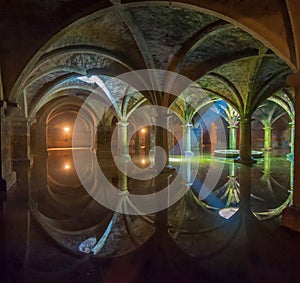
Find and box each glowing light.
[64,127,70,132]
[218,207,238,219]
[141,159,146,164]
[141,128,146,134]
[64,163,71,170]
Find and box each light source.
[64,163,71,170]
[64,127,70,141]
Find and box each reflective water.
[29,150,292,256]
[2,150,297,282]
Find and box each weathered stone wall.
[1,104,16,190]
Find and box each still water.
[2,149,294,282]
[29,149,292,257]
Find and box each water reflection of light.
[169,157,181,162]
[218,207,239,219]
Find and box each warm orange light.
[140,128,146,134]
[64,127,70,132]
[64,163,71,170]
[141,159,146,164]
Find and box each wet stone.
[78,237,97,253]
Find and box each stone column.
[0,101,6,190]
[263,151,271,175]
[153,111,172,170]
[282,73,300,231]
[287,121,295,159]
[116,120,130,162]
[155,125,169,167]
[235,116,256,165]
[183,157,193,186]
[167,116,174,156]
[90,126,94,150]
[228,124,238,150]
[199,124,204,155]
[182,123,194,157]
[10,115,31,167]
[238,164,252,213]
[0,101,16,190]
[263,125,272,151]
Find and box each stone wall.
[1,104,16,190]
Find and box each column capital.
[182,123,193,128]
[28,117,37,126]
[289,121,295,127]
[239,116,252,124]
[116,120,129,127]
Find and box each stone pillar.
[154,112,171,170]
[116,120,130,162]
[183,157,193,186]
[287,121,295,159]
[0,102,16,190]
[263,151,271,175]
[0,101,6,190]
[199,124,204,155]
[229,161,236,177]
[90,125,97,150]
[30,120,47,157]
[167,116,174,156]
[155,125,169,167]
[282,73,300,231]
[238,164,252,213]
[182,123,194,157]
[263,125,272,151]
[235,116,256,165]
[10,115,31,167]
[228,125,237,150]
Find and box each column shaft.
[288,121,295,157]
[116,121,130,161]
[236,117,256,165]
[263,125,272,151]
[182,123,194,157]
[228,125,237,150]
[155,125,169,167]
[0,101,6,190]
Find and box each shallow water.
[1,150,296,282]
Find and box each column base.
[281,206,300,232]
[234,156,257,165]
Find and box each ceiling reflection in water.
[30,150,292,259]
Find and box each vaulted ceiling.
[1,0,298,118]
